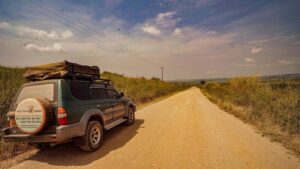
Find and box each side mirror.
[120,92,124,98]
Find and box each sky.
[0,0,299,80]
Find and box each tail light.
[7,112,16,128]
[57,107,68,125]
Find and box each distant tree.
[151,77,160,81]
[200,80,206,85]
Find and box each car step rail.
[104,118,127,130]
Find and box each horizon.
[0,0,300,80]
[1,62,299,81]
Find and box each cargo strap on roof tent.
[23,60,100,81]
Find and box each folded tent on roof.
[23,60,100,81]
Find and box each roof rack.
[93,78,111,85]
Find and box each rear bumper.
[1,122,84,143]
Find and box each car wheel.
[124,107,135,125]
[80,121,103,152]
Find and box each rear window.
[16,84,54,103]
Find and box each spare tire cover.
[15,98,47,134]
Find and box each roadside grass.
[0,66,27,161]
[0,66,189,162]
[199,76,300,156]
[0,66,26,129]
[101,71,189,104]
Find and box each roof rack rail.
[93,78,111,85]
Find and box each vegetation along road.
[10,88,300,169]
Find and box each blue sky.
[0,0,299,80]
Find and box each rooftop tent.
[23,61,100,81]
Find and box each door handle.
[96,104,101,108]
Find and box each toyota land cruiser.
[1,78,136,152]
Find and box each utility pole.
[160,67,164,81]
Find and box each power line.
[24,0,124,51]
[23,0,162,69]
[52,0,129,51]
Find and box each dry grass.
[102,71,189,104]
[200,76,300,156]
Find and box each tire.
[124,107,135,125]
[15,98,52,134]
[80,121,103,152]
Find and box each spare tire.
[15,98,52,134]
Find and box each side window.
[106,89,119,99]
[91,88,109,100]
[69,81,91,100]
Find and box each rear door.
[106,89,126,120]
[91,87,114,124]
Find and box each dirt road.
[10,87,299,169]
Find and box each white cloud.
[25,43,65,53]
[207,31,217,35]
[140,11,179,36]
[17,26,58,39]
[141,25,161,36]
[62,30,74,39]
[173,28,182,35]
[251,47,262,54]
[0,22,73,40]
[155,12,175,24]
[156,12,175,22]
[0,22,11,28]
[155,12,178,28]
[245,57,256,63]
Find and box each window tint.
[69,81,91,100]
[16,84,54,103]
[106,89,119,99]
[91,88,108,100]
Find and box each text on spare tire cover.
[15,99,45,133]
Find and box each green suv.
[2,78,136,151]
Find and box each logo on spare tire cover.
[28,105,34,113]
[15,98,46,134]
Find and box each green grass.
[199,76,300,155]
[0,66,189,161]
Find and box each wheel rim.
[128,110,134,121]
[90,125,101,146]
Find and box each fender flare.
[125,103,136,117]
[77,109,105,136]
